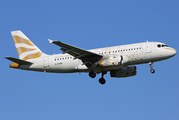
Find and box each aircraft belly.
[94,65,125,72]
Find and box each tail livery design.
[11,31,43,60]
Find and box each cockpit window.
[162,44,168,47]
[157,44,168,48]
[157,44,161,48]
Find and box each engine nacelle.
[110,66,137,78]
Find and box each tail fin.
[11,30,43,61]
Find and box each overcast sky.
[1,0,179,120]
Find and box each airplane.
[5,30,177,84]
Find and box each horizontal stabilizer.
[5,57,32,65]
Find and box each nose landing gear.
[150,69,155,73]
[149,62,155,73]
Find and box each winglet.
[48,39,53,44]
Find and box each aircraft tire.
[150,69,155,73]
[89,71,96,78]
[99,78,106,85]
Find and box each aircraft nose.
[163,47,177,59]
[170,48,177,57]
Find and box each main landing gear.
[149,62,155,73]
[89,71,107,85]
[89,71,96,78]
[99,71,107,85]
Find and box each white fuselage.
[19,41,176,73]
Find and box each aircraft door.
[146,42,152,53]
[43,56,50,68]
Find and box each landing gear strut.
[99,71,107,85]
[149,62,155,73]
[89,63,96,78]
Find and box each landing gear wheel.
[150,69,155,73]
[149,62,155,74]
[89,71,96,78]
[99,78,106,85]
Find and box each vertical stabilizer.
[11,31,43,60]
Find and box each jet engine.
[110,66,137,78]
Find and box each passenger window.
[131,48,133,50]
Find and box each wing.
[48,39,102,68]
